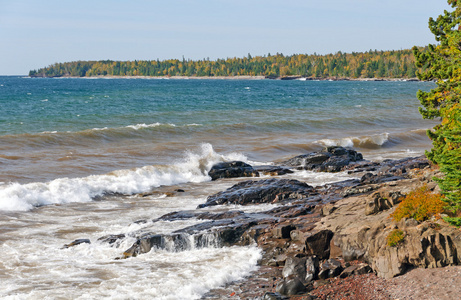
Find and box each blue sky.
[0,0,451,75]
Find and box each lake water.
[0,77,436,299]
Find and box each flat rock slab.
[198,178,316,208]
[281,146,363,172]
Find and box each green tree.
[413,0,461,214]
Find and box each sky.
[0,0,452,75]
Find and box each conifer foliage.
[29,49,419,79]
[413,0,461,213]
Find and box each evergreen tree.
[413,0,461,214]
[29,49,421,79]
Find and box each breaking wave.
[0,144,244,211]
[317,133,390,149]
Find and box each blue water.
[0,76,436,185]
[0,76,439,299]
[1,77,433,135]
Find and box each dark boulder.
[305,256,320,282]
[282,256,308,282]
[208,161,259,180]
[282,146,363,172]
[122,212,267,258]
[318,258,343,279]
[275,277,307,296]
[197,178,316,208]
[304,230,334,260]
[379,156,430,176]
[281,255,319,284]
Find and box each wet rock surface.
[208,161,259,180]
[281,146,363,172]
[198,178,317,208]
[65,150,461,299]
[62,238,91,249]
[254,165,294,176]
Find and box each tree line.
[29,49,423,79]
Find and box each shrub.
[443,216,461,227]
[391,185,445,222]
[387,229,405,247]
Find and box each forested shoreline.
[29,49,424,79]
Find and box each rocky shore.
[65,146,461,299]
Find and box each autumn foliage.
[29,49,420,79]
[413,0,461,214]
[391,185,445,222]
[387,229,405,247]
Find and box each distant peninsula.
[29,49,424,80]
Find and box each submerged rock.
[208,161,259,180]
[281,146,363,172]
[62,239,91,249]
[254,165,294,176]
[97,234,126,245]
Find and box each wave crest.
[317,133,389,149]
[0,144,245,211]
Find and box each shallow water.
[0,77,437,298]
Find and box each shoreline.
[60,146,459,299]
[27,74,422,82]
[196,153,459,299]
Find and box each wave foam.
[126,123,170,130]
[317,133,389,149]
[0,144,245,211]
[36,122,202,135]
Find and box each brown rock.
[365,191,404,215]
[316,169,461,279]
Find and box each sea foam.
[0,144,243,211]
[318,133,389,149]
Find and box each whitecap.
[126,123,162,130]
[0,144,248,212]
[317,133,389,148]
